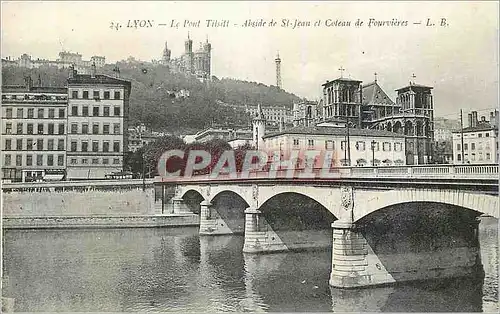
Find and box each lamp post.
[142,150,146,192]
[371,140,376,166]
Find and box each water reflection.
[2,219,498,312]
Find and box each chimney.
[90,62,96,78]
[468,113,473,128]
[471,111,478,128]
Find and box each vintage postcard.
[1,1,498,313]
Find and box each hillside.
[2,62,303,133]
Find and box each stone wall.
[3,187,157,217]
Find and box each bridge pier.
[199,200,233,236]
[243,207,288,253]
[329,216,484,288]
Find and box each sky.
[1,1,498,118]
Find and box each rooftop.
[452,123,497,133]
[322,77,363,86]
[396,83,433,92]
[68,74,131,88]
[2,85,67,94]
[263,125,405,139]
[362,81,396,107]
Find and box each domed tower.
[252,104,267,150]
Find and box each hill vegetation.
[2,61,303,133]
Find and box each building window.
[457,154,461,161]
[486,153,491,160]
[81,158,88,165]
[307,139,314,148]
[72,90,78,99]
[59,108,65,118]
[83,90,89,99]
[92,158,99,164]
[103,107,110,117]
[37,108,44,119]
[356,141,365,151]
[48,139,54,150]
[92,123,99,134]
[92,141,99,152]
[471,143,476,150]
[114,91,121,100]
[4,154,11,166]
[471,153,476,161]
[104,91,110,99]
[456,144,461,151]
[47,155,54,166]
[93,90,100,99]
[341,141,347,150]
[17,108,23,118]
[5,122,12,134]
[71,141,77,152]
[26,155,32,166]
[72,106,78,116]
[83,106,89,117]
[48,109,55,118]
[16,139,22,150]
[27,139,33,150]
[37,123,44,134]
[325,140,334,150]
[382,142,391,151]
[394,143,403,152]
[58,123,65,134]
[478,134,482,138]
[479,153,483,161]
[486,133,490,137]
[113,158,120,164]
[114,106,120,116]
[70,158,77,165]
[27,123,34,134]
[103,141,110,152]
[17,123,23,134]
[5,139,11,150]
[28,108,34,118]
[113,123,120,134]
[464,143,468,151]
[16,154,22,166]
[36,139,43,150]
[103,124,110,135]
[93,107,99,116]
[71,123,78,134]
[113,141,120,152]
[58,155,64,166]
[82,124,89,134]
[293,139,299,147]
[81,141,88,152]
[48,123,54,134]
[6,108,12,118]
[102,158,109,165]
[58,139,65,150]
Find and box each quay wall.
[3,187,157,217]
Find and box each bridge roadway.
[157,164,499,288]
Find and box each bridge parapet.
[155,164,498,183]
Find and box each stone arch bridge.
[156,164,498,288]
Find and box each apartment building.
[1,78,68,182]
[452,110,499,164]
[66,65,131,179]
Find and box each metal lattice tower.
[275,52,282,89]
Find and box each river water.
[2,217,498,312]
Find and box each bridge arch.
[353,188,499,223]
[180,189,205,214]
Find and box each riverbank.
[2,214,199,229]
